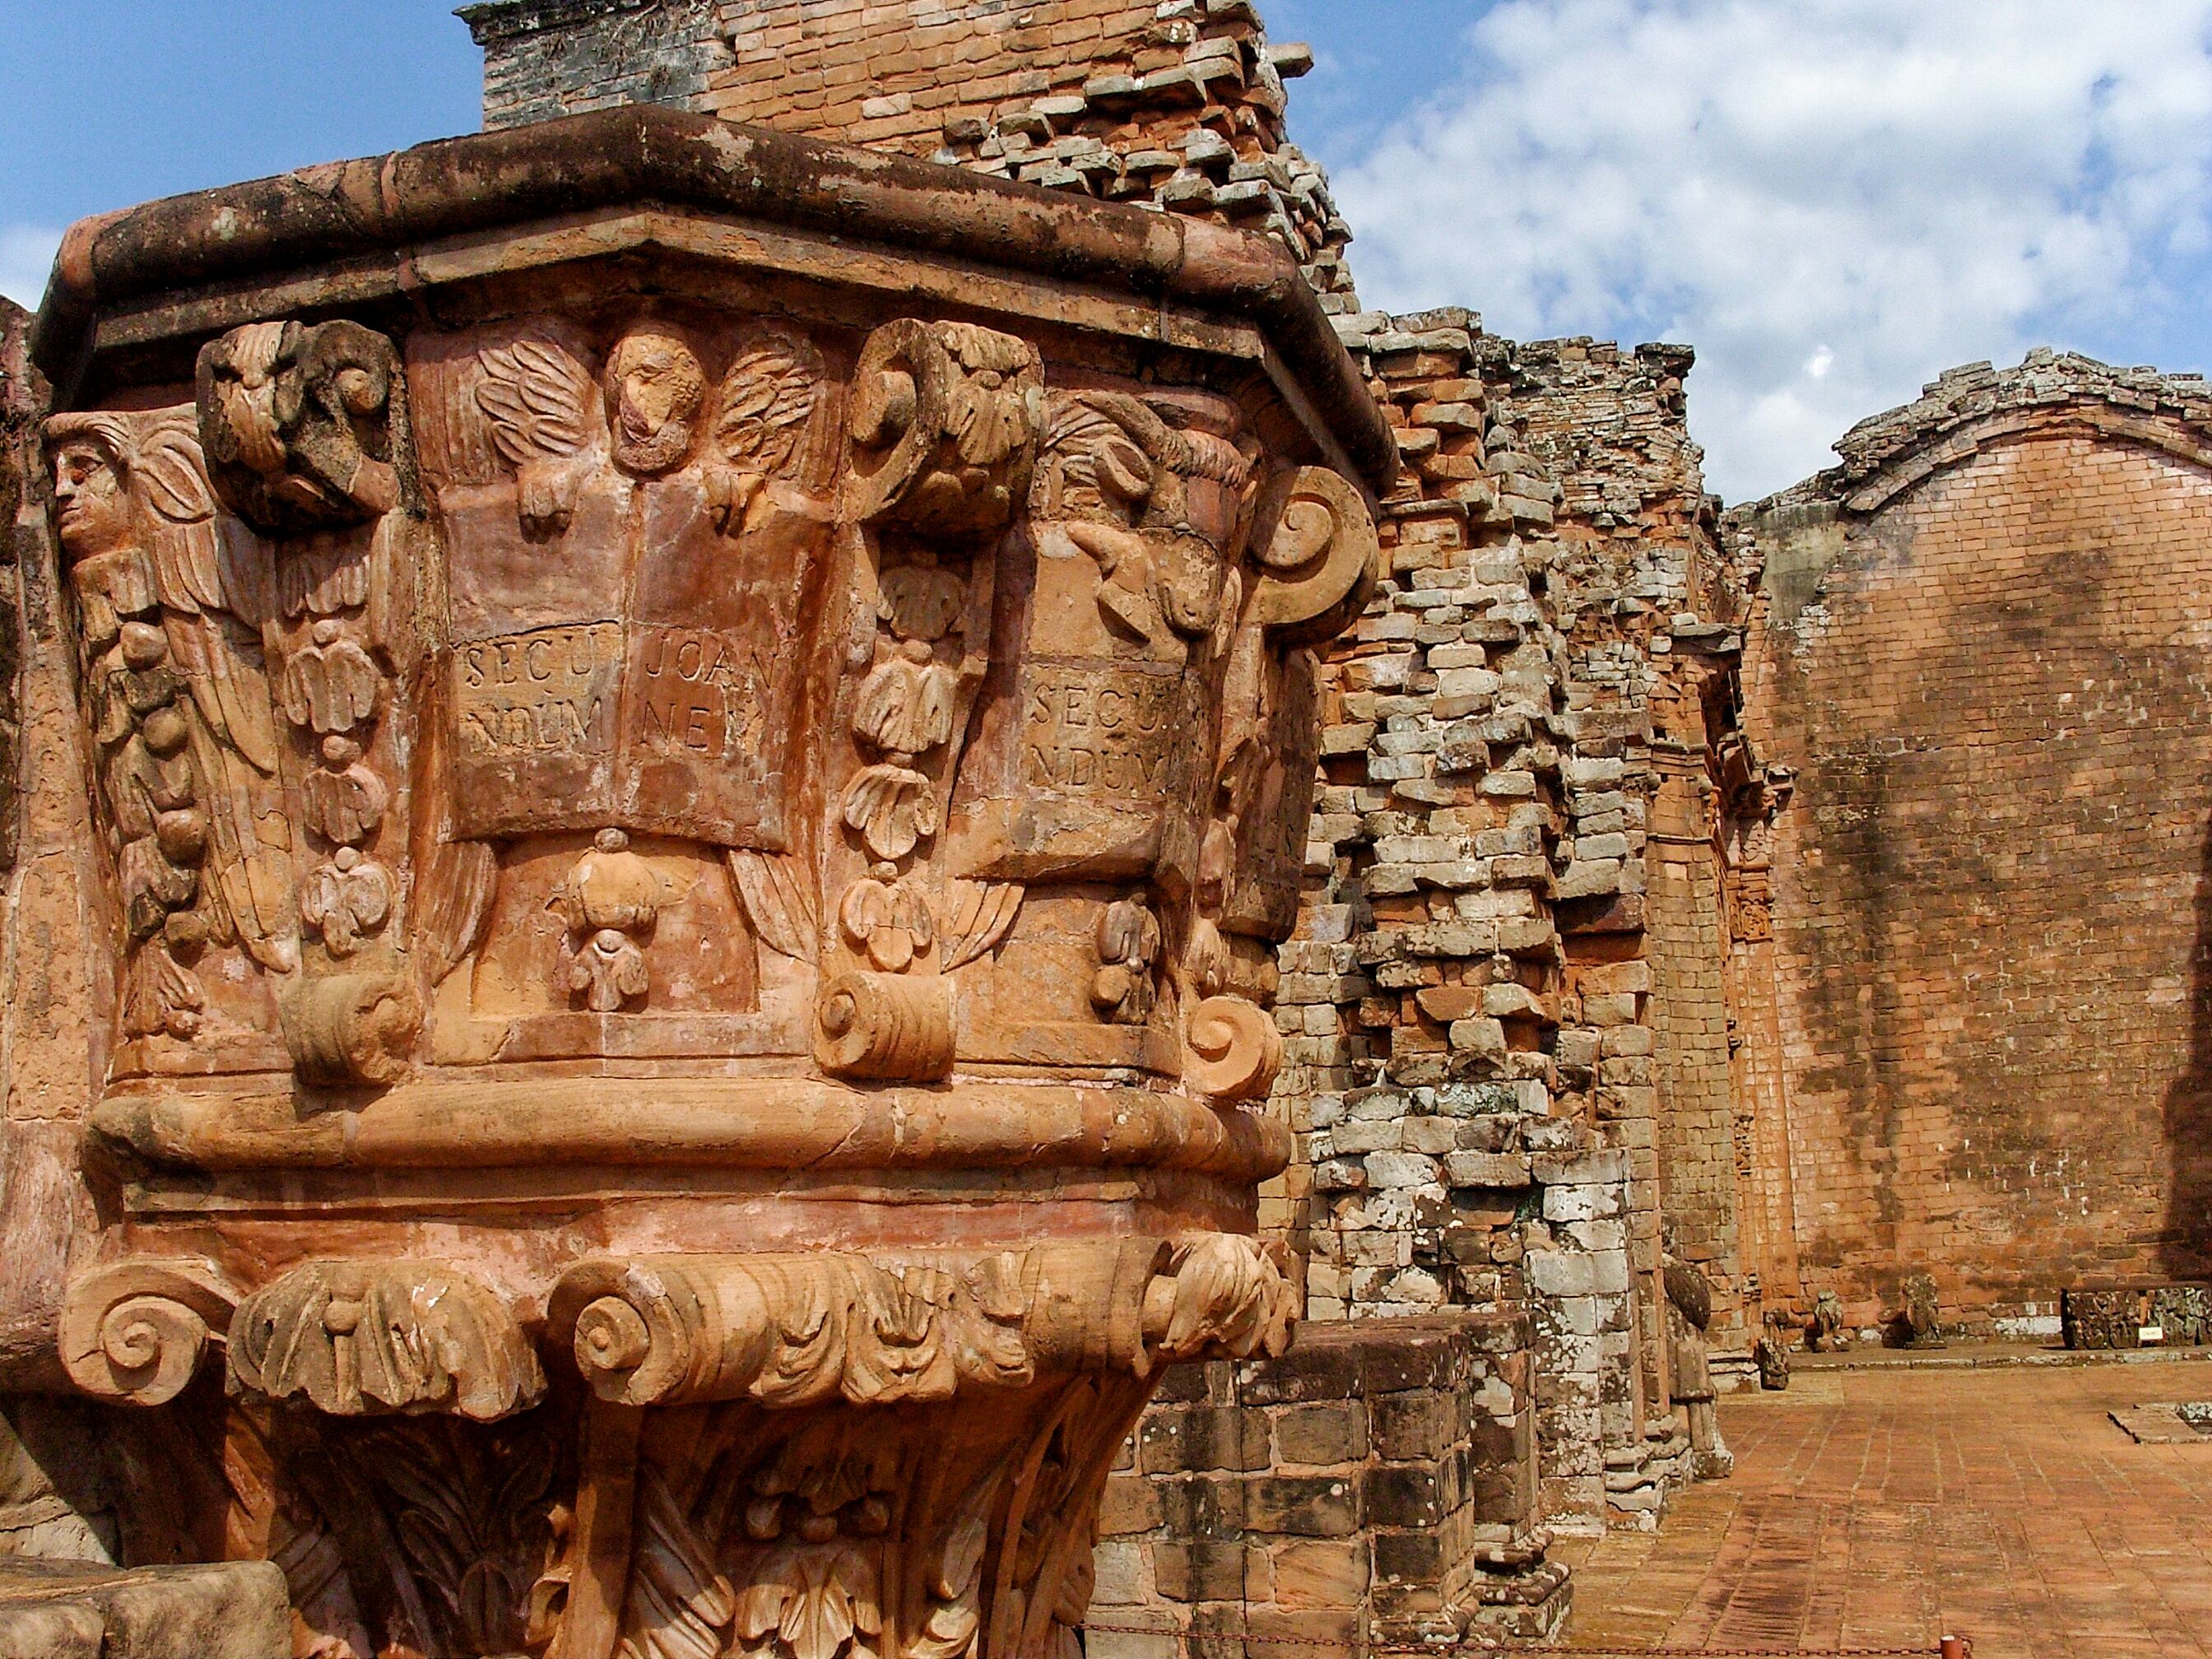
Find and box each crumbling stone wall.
[1733,351,2212,1334]
[1093,1316,1568,1654]
[465,0,1355,300]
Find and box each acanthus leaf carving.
[228,1260,546,1421]
[59,1258,239,1406]
[549,1238,1281,1411]
[729,848,820,964]
[1142,1233,1297,1366]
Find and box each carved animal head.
[603,327,706,476]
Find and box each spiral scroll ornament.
[60,1260,239,1406]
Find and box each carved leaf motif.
[840,764,937,862]
[1155,1234,1296,1364]
[353,1417,559,1659]
[728,849,820,964]
[475,334,594,465]
[416,838,498,985]
[716,336,818,476]
[739,1543,881,1659]
[910,1508,988,1659]
[623,1466,735,1659]
[941,881,1022,971]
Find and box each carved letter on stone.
[60,1260,239,1406]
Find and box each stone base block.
[0,1560,287,1659]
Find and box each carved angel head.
[603,327,707,476]
[47,417,134,560]
[45,411,211,565]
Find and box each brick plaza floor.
[1554,1355,2212,1657]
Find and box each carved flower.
[280,620,379,735]
[876,565,966,644]
[569,927,648,1013]
[852,644,955,760]
[300,847,392,958]
[302,735,387,847]
[839,867,934,973]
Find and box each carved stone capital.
[228,1259,545,1420]
[60,1259,239,1406]
[197,319,406,533]
[550,1234,1294,1408]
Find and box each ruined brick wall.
[1736,353,2212,1334]
[1093,1316,1569,1653]
[465,0,1356,303]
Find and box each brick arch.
[1761,423,2212,1330]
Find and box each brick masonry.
[1094,1317,1570,1652]
[1733,351,2212,1336]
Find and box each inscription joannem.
[1023,663,1192,796]
[447,620,783,843]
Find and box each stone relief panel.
[49,303,1376,1109]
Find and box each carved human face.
[605,329,706,476]
[51,439,132,560]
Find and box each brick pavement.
[1555,1357,2212,1657]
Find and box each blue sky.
[6,1,2211,500]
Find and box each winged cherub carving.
[474,323,820,541]
[47,411,295,1040]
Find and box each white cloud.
[1330,0,2212,500]
[0,225,62,312]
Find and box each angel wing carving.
[136,415,295,974]
[474,331,596,537]
[727,848,819,964]
[706,331,821,532]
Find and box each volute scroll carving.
[59,1258,240,1406]
[549,1236,1296,1411]
[842,318,1043,536]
